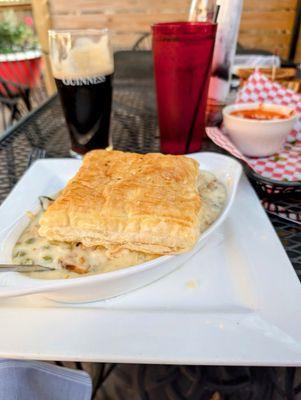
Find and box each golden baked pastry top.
[39,150,202,255]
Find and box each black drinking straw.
[184,54,215,153]
[184,3,220,153]
[213,4,220,23]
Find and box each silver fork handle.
[0,264,54,272]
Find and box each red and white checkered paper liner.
[206,71,301,182]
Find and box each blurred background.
[0,0,299,134]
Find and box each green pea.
[25,238,35,245]
[43,255,53,262]
[14,250,26,257]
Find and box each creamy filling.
[12,217,156,279]
[197,171,227,233]
[12,171,226,280]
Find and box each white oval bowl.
[223,103,297,157]
[0,153,242,303]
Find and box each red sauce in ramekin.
[230,108,293,121]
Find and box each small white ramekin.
[222,103,297,157]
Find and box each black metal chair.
[0,51,48,131]
[132,33,151,51]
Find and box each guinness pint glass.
[49,29,114,156]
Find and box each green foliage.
[0,10,37,54]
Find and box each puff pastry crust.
[39,150,202,254]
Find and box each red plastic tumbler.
[152,22,217,154]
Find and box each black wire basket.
[246,166,301,195]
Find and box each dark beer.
[49,29,114,156]
[55,73,113,154]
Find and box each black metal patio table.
[0,51,300,399]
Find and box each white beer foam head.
[51,33,114,80]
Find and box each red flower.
[24,16,33,27]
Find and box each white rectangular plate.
[0,155,300,365]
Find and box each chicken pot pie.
[12,150,226,279]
